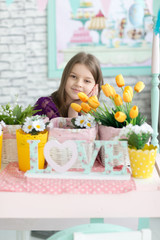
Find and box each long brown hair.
[51,52,104,117]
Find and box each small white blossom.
[84,120,96,128]
[22,120,33,133]
[75,115,86,128]
[32,119,45,132]
[85,114,95,123]
[22,116,48,134]
[74,114,96,129]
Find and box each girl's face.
[65,63,96,104]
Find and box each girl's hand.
[68,99,81,118]
[88,84,98,97]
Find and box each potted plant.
[71,74,146,137]
[119,123,157,178]
[71,75,147,165]
[16,115,49,172]
[0,98,38,164]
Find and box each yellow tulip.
[70,103,82,112]
[114,111,127,123]
[111,86,116,98]
[124,86,133,98]
[129,105,138,119]
[115,74,125,87]
[78,92,89,102]
[81,102,91,113]
[88,96,100,108]
[101,84,116,98]
[134,81,145,93]
[123,90,132,102]
[114,94,123,106]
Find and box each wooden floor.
[0,218,160,240]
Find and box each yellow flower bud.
[70,103,82,112]
[124,86,133,98]
[114,94,123,106]
[123,90,132,102]
[115,74,125,87]
[101,84,116,98]
[111,86,116,98]
[88,96,100,108]
[114,111,127,123]
[81,102,91,113]
[78,92,89,102]
[129,105,138,119]
[134,81,145,93]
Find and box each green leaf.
[128,132,150,149]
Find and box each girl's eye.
[85,79,91,83]
[70,74,76,79]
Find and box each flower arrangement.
[71,114,96,129]
[119,123,154,150]
[71,74,146,128]
[0,98,38,125]
[22,115,49,135]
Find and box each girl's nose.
[76,78,83,87]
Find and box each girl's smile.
[65,63,96,105]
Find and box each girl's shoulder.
[35,96,53,105]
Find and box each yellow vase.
[0,134,3,169]
[16,129,48,172]
[128,144,157,179]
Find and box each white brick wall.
[0,0,152,124]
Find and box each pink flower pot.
[98,125,121,140]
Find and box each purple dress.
[34,97,60,119]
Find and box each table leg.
[16,231,30,240]
[138,218,150,230]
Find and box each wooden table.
[0,156,160,232]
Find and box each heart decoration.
[44,140,78,173]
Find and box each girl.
[34,52,104,119]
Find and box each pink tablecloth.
[0,162,136,195]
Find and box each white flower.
[84,120,96,128]
[119,122,153,138]
[32,119,45,132]
[22,120,33,133]
[75,115,86,128]
[85,114,95,123]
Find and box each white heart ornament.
[44,140,78,173]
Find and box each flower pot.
[0,134,3,169]
[48,117,97,168]
[128,144,157,179]
[16,129,48,172]
[2,125,21,164]
[98,125,121,140]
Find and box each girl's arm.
[34,97,60,119]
